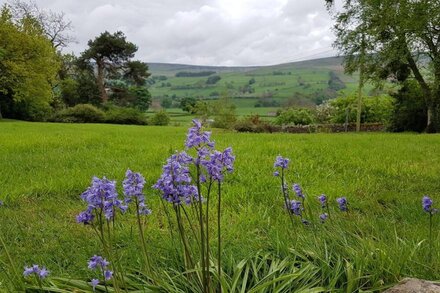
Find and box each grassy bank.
[0,121,439,291]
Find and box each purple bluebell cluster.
[23,265,49,279]
[155,120,235,204]
[76,177,127,224]
[336,197,348,212]
[320,213,328,223]
[422,196,438,214]
[289,200,302,216]
[274,156,289,170]
[123,170,151,215]
[90,279,100,291]
[293,184,305,199]
[318,194,327,208]
[153,151,199,205]
[88,255,113,281]
[185,119,215,150]
[202,148,235,182]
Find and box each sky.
[30,0,340,66]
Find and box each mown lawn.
[1,120,440,290]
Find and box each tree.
[80,31,138,103]
[8,0,73,49]
[180,97,197,113]
[0,5,60,120]
[327,0,440,132]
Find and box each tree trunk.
[96,59,108,103]
[426,105,434,132]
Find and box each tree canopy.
[0,5,60,119]
[328,0,440,132]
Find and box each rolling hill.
[147,56,361,117]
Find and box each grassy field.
[148,57,365,117]
[1,120,440,291]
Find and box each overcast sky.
[32,0,340,66]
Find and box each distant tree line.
[175,71,216,77]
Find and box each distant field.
[147,56,372,117]
[1,120,439,289]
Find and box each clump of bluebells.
[23,264,49,289]
[76,171,153,292]
[274,155,310,226]
[76,176,127,224]
[88,255,113,291]
[154,119,235,293]
[336,197,348,212]
[23,265,49,280]
[422,195,438,260]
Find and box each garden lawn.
[1,120,440,290]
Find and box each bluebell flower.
[422,196,438,214]
[77,177,126,224]
[153,151,199,205]
[202,147,235,182]
[273,171,279,177]
[336,197,348,212]
[274,156,289,169]
[185,119,215,150]
[293,184,304,199]
[23,265,49,279]
[88,255,113,283]
[289,200,302,216]
[318,194,327,208]
[320,213,328,223]
[0,200,3,206]
[123,170,152,215]
[90,279,99,291]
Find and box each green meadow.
[148,57,363,117]
[1,120,440,291]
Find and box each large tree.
[8,0,73,49]
[0,5,59,120]
[80,31,140,103]
[327,0,440,132]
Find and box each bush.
[149,110,170,126]
[104,106,148,125]
[275,108,314,126]
[234,115,280,133]
[51,104,105,123]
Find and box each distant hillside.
[147,56,361,113]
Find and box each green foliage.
[0,5,60,120]
[123,60,150,86]
[149,110,170,126]
[331,0,440,131]
[328,94,395,124]
[275,108,314,125]
[51,104,105,123]
[180,97,198,113]
[175,71,216,77]
[80,31,142,103]
[206,75,221,85]
[212,95,237,129]
[59,78,79,107]
[160,97,173,109]
[328,71,346,91]
[104,106,148,125]
[390,80,427,132]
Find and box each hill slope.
[147,56,360,115]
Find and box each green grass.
[1,121,440,291]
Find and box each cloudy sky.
[33,0,340,66]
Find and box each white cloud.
[33,0,339,66]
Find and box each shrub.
[51,104,105,123]
[149,110,170,126]
[275,108,314,126]
[104,106,148,125]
